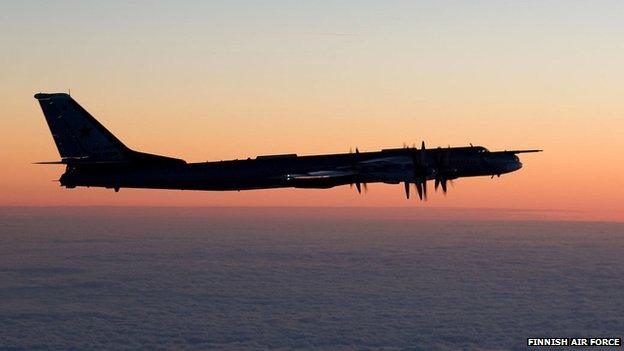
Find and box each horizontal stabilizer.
[33,161,66,165]
[33,152,186,165]
[506,149,543,154]
[33,158,129,165]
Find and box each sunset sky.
[1,1,623,221]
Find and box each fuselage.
[59,146,522,191]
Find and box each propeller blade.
[415,182,423,200]
[441,179,447,194]
[404,182,410,199]
[356,182,362,194]
[363,182,368,193]
[435,178,440,191]
[423,180,428,200]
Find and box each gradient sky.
[1,1,623,221]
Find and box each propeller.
[433,146,454,195]
[408,142,427,175]
[415,181,423,200]
[405,142,455,198]
[403,181,427,200]
[413,180,427,200]
[354,182,368,194]
[406,141,429,201]
[349,147,366,194]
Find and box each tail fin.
[34,93,185,165]
[35,93,128,161]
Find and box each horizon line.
[2,205,622,224]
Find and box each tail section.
[35,93,128,161]
[34,93,185,165]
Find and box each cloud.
[1,209,623,350]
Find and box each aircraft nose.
[499,155,522,173]
[505,159,522,172]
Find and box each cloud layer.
[1,209,623,350]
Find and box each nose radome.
[507,154,522,171]
[502,159,522,173]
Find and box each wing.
[359,156,412,168]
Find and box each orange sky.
[1,1,623,221]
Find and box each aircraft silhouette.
[34,93,541,200]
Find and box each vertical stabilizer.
[34,93,128,161]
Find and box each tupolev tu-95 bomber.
[34,93,541,200]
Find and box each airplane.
[34,92,541,200]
